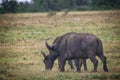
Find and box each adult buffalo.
[41,32,108,72]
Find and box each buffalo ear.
[52,44,57,51]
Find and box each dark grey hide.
[55,36,88,71]
[41,32,108,72]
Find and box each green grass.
[0,10,120,80]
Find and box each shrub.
[62,9,69,16]
[47,11,56,17]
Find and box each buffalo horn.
[45,38,55,50]
[41,50,46,58]
[40,47,46,58]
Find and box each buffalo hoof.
[60,69,65,72]
[71,67,75,70]
[92,70,97,72]
[104,69,108,72]
[104,67,108,72]
[76,70,81,73]
[84,69,88,71]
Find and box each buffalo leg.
[68,60,74,69]
[79,59,82,70]
[58,57,61,70]
[89,57,98,72]
[75,59,80,72]
[59,58,66,72]
[83,59,88,71]
[99,55,108,72]
[79,59,88,71]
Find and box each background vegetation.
[0,0,120,13]
[0,10,120,80]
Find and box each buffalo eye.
[43,60,47,63]
[43,60,45,63]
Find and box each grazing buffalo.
[41,32,108,72]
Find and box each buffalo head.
[41,38,57,70]
[41,49,54,70]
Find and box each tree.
[92,0,120,9]
[1,0,18,13]
[33,0,47,12]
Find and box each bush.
[47,11,56,17]
[63,9,69,16]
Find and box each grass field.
[0,10,120,80]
